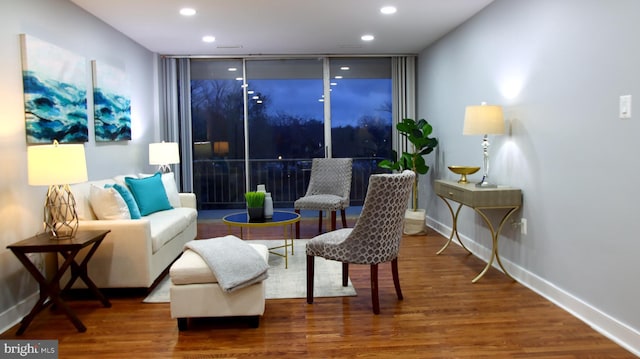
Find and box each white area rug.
[143,239,357,302]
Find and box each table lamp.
[149,141,180,173]
[28,140,88,239]
[463,102,505,187]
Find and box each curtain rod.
[160,53,417,59]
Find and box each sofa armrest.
[67,219,154,287]
[179,193,197,209]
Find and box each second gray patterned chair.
[294,158,353,238]
[306,170,415,314]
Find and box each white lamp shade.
[27,142,88,186]
[149,142,180,165]
[463,104,505,135]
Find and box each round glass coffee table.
[222,210,300,268]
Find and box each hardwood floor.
[1,219,634,358]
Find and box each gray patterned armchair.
[294,158,353,238]
[306,170,415,314]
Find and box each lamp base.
[44,184,79,239]
[475,176,498,188]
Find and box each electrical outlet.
[521,218,527,235]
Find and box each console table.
[434,180,522,283]
[7,229,112,334]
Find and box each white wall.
[418,0,640,354]
[0,0,159,331]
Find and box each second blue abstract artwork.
[92,61,131,142]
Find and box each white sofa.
[63,173,198,289]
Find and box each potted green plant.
[245,191,265,222]
[378,118,438,234]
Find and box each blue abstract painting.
[20,34,88,144]
[92,61,131,142]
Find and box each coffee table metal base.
[222,211,300,268]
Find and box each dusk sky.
[249,78,391,127]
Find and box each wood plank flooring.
[1,219,634,358]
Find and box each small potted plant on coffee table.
[245,191,265,222]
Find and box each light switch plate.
[620,95,632,119]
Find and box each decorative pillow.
[139,172,181,208]
[125,172,173,216]
[89,185,131,220]
[107,183,142,219]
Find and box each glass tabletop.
[222,210,300,226]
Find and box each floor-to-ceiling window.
[245,59,324,205]
[329,57,392,200]
[190,59,245,208]
[188,56,393,210]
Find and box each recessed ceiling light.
[361,34,375,41]
[334,75,343,79]
[179,8,196,16]
[340,66,350,71]
[202,35,216,43]
[228,67,238,72]
[380,6,397,15]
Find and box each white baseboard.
[427,217,640,357]
[0,291,38,335]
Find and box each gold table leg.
[437,196,472,255]
[266,223,296,269]
[471,207,519,283]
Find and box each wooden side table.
[7,229,112,334]
[434,180,522,283]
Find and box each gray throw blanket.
[184,235,269,292]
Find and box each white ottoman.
[169,243,269,330]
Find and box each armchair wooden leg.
[370,264,380,314]
[295,209,301,238]
[317,211,323,234]
[391,258,403,300]
[341,209,347,228]
[342,263,349,287]
[306,255,315,304]
[330,210,337,231]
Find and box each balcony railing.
[193,157,388,210]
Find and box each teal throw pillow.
[124,173,173,216]
[106,184,142,219]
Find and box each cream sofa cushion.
[89,185,131,220]
[148,207,197,253]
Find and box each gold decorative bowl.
[448,166,481,184]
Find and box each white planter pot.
[403,208,426,235]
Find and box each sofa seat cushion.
[147,207,197,253]
[170,243,268,285]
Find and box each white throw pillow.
[89,185,131,220]
[139,172,181,208]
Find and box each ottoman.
[169,243,269,330]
